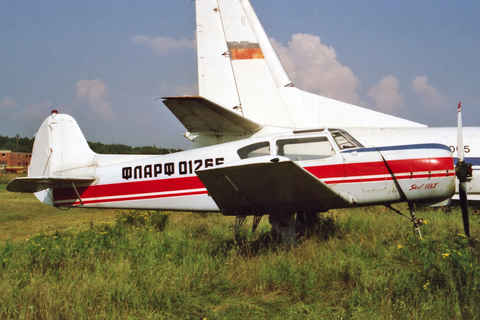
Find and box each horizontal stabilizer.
[162,96,262,133]
[7,177,95,193]
[195,156,352,216]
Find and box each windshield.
[330,129,364,150]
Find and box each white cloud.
[368,75,403,112]
[76,79,115,120]
[0,96,16,109]
[271,34,367,107]
[133,35,196,55]
[76,79,107,101]
[411,76,448,110]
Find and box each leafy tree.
[0,135,34,152]
[0,135,180,155]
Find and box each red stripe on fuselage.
[324,172,450,185]
[57,189,208,207]
[54,176,204,201]
[52,157,453,206]
[305,157,453,179]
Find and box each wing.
[7,177,95,193]
[162,96,262,134]
[195,156,353,216]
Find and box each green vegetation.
[1,187,479,319]
[0,174,118,243]
[0,135,180,154]
[0,135,34,153]
[0,173,16,185]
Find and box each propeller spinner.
[455,102,473,237]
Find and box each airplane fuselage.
[27,122,454,215]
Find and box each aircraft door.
[274,135,345,182]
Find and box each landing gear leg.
[408,203,423,238]
[269,213,296,246]
[234,215,247,236]
[386,203,424,237]
[252,215,263,233]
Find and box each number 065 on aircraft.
[8,111,456,244]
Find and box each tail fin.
[196,0,295,128]
[195,0,425,130]
[7,112,96,194]
[29,111,96,177]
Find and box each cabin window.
[276,136,335,161]
[237,142,270,159]
[330,129,364,150]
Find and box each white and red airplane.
[6,0,475,242]
[8,110,457,244]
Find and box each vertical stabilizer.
[196,0,240,110]
[196,0,295,128]
[29,112,96,178]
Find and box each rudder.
[28,111,96,178]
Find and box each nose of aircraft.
[396,145,456,205]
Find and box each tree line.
[0,135,181,155]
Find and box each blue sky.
[1,0,479,149]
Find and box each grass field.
[1,173,480,319]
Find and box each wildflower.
[422,220,428,225]
[423,281,430,290]
[442,253,450,259]
[458,233,466,238]
[165,253,173,259]
[397,244,403,249]
[53,236,57,239]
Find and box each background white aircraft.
[163,0,479,229]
